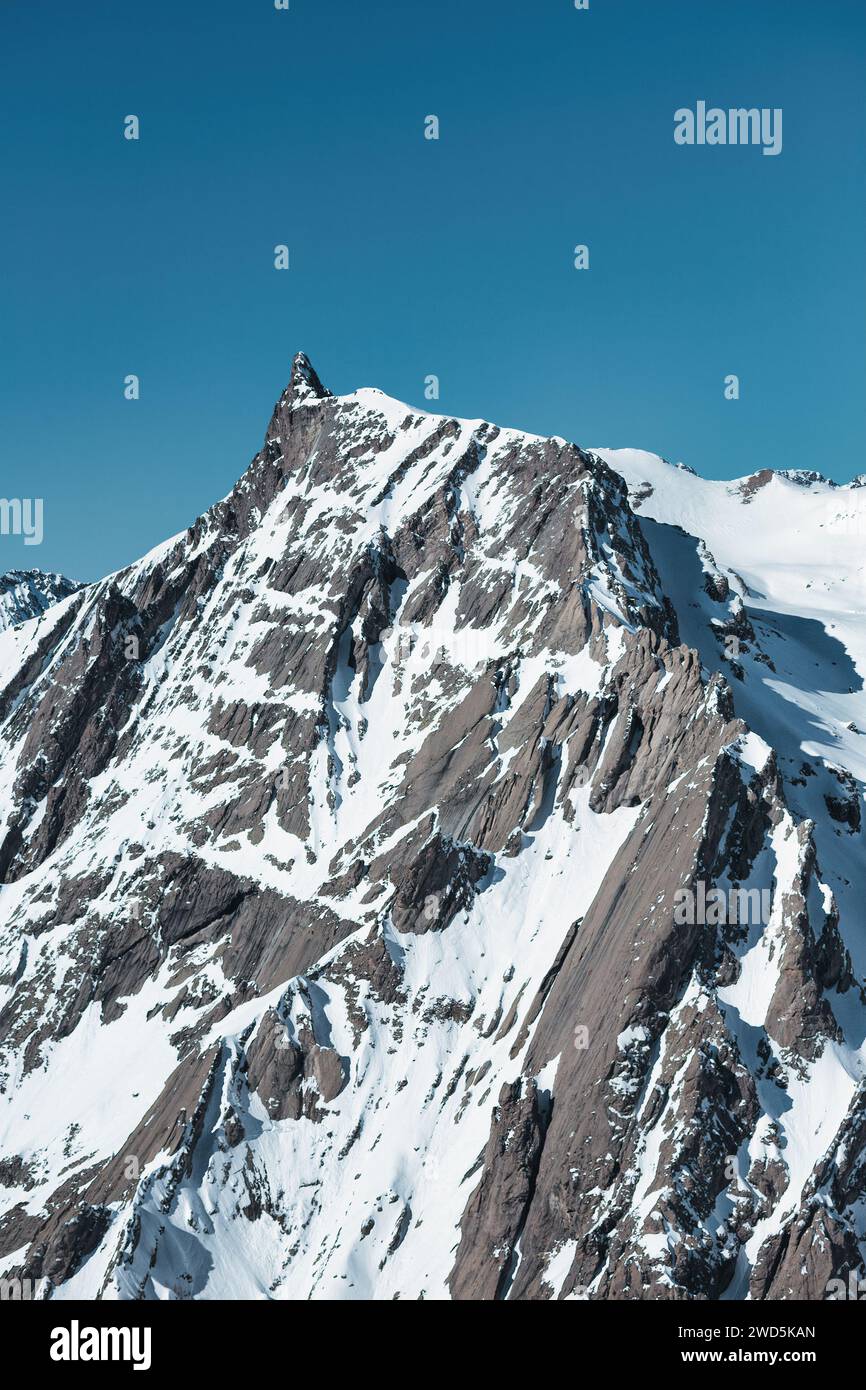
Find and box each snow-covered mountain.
[0,356,864,1301]
[0,571,80,633]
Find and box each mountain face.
[0,355,864,1302]
[0,571,80,633]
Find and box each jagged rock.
[244,1008,347,1121]
[750,1204,863,1300]
[390,829,490,933]
[0,570,80,632]
[449,1080,546,1300]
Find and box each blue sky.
[2,0,864,580]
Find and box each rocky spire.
[282,351,332,406]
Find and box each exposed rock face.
[449,1079,547,1300]
[0,570,80,633]
[0,354,863,1301]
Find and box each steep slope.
[587,450,866,1299]
[0,571,80,634]
[0,360,863,1301]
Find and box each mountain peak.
[777,468,835,488]
[3,361,865,1307]
[282,351,332,406]
[0,568,80,632]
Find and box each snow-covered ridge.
[0,357,863,1303]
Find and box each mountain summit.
[0,363,863,1301]
[280,350,333,407]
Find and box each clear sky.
[2,0,864,580]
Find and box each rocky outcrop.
[449,1079,547,1300]
[245,1007,347,1121]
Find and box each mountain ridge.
[0,570,80,633]
[0,357,863,1302]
